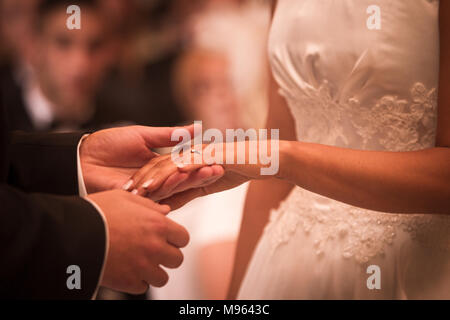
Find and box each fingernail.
[142,179,154,189]
[131,189,138,195]
[177,163,185,169]
[122,179,134,191]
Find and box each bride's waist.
[265,186,450,262]
[277,186,445,223]
[269,187,450,251]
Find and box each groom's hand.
[79,125,195,194]
[88,190,189,293]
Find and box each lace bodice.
[277,80,438,152]
[266,0,449,263]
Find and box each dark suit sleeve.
[7,132,85,195]
[0,184,107,299]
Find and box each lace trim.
[280,82,438,151]
[264,187,450,264]
[351,83,438,151]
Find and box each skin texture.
[80,125,223,195]
[79,125,223,294]
[88,190,189,294]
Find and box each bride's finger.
[134,159,185,196]
[151,167,215,201]
[148,172,190,201]
[176,162,213,173]
[134,152,213,195]
[175,145,221,172]
[166,165,224,195]
[122,155,167,192]
[198,165,225,186]
[148,166,220,202]
[127,154,176,194]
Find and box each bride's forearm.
[276,141,450,214]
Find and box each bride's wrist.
[275,140,294,180]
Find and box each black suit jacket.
[0,63,35,132]
[0,92,107,299]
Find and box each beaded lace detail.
[265,187,450,264]
[278,81,438,151]
[351,83,438,151]
[264,81,450,264]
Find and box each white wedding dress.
[238,0,450,299]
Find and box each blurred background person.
[32,0,115,131]
[95,0,187,128]
[96,0,270,130]
[150,0,271,300]
[1,0,116,132]
[0,0,184,133]
[187,0,270,129]
[0,0,271,300]
[174,49,241,131]
[151,47,249,300]
[0,0,41,131]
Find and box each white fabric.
[23,82,55,131]
[23,78,94,132]
[152,183,248,300]
[238,0,450,300]
[77,135,90,198]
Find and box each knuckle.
[152,219,169,235]
[146,239,165,256]
[133,256,150,276]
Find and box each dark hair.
[36,0,100,29]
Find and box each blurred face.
[182,52,239,131]
[36,6,111,120]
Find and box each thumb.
[136,125,195,149]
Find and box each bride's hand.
[122,151,225,201]
[175,140,278,180]
[126,140,278,203]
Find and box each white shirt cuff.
[77,135,110,300]
[77,135,90,197]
